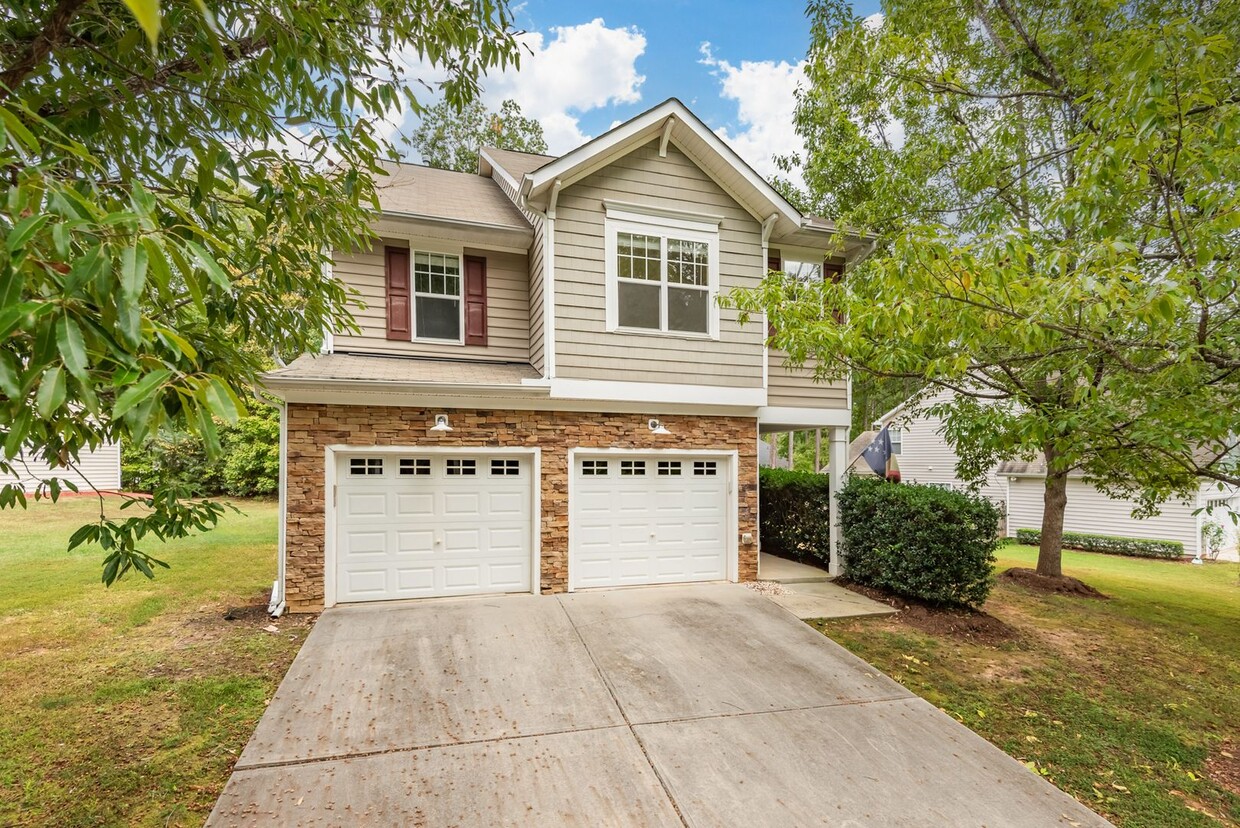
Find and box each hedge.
[758,467,832,568]
[838,476,1000,609]
[122,404,280,498]
[1014,528,1183,559]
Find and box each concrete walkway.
[759,552,897,620]
[209,584,1110,827]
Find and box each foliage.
[1015,528,1183,560]
[838,476,1000,608]
[411,97,547,172]
[729,0,1240,579]
[0,0,520,582]
[122,404,280,498]
[758,467,832,567]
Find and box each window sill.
[412,336,466,346]
[609,326,718,342]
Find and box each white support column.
[827,425,848,577]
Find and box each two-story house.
[262,99,870,613]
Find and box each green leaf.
[121,0,162,47]
[185,240,231,291]
[56,316,89,379]
[7,214,50,253]
[120,245,148,300]
[201,376,242,422]
[36,365,66,417]
[113,368,173,418]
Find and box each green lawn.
[0,496,308,827]
[817,546,1240,828]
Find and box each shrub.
[121,405,279,497]
[758,467,832,568]
[838,476,1000,608]
[1014,528,1183,559]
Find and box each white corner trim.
[550,377,765,408]
[659,115,676,157]
[271,403,289,615]
[544,213,557,378]
[758,406,852,428]
[603,200,724,232]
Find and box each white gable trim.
[523,99,801,226]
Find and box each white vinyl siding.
[552,141,765,388]
[1006,477,1202,555]
[1,443,122,492]
[880,388,1007,502]
[330,237,529,362]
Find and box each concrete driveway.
[208,584,1111,827]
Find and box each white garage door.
[571,454,729,589]
[333,452,532,603]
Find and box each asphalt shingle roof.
[264,353,541,387]
[373,161,531,231]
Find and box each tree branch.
[0,0,90,101]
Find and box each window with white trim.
[581,459,609,476]
[412,251,461,341]
[657,460,682,476]
[349,457,383,476]
[399,457,430,476]
[445,458,476,476]
[607,210,719,338]
[890,429,902,456]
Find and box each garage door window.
[399,458,431,476]
[446,458,476,476]
[491,458,520,476]
[693,461,717,476]
[657,460,682,476]
[620,460,646,476]
[350,457,384,476]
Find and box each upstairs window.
[606,207,719,338]
[412,251,461,341]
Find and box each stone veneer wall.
[284,404,759,611]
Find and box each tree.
[731,0,1240,579]
[411,97,547,172]
[0,0,520,583]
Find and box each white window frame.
[604,206,721,340]
[889,428,902,456]
[406,241,466,345]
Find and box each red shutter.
[464,255,487,346]
[385,246,411,340]
[825,261,845,323]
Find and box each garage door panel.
[335,453,532,603]
[572,454,729,590]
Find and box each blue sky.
[394,1,883,179]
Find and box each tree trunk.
[1037,445,1069,577]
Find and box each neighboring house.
[262,99,870,613]
[0,444,122,493]
[870,388,1240,560]
[1001,461,1239,561]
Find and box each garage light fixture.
[430,414,453,432]
[648,419,672,435]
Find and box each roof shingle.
[373,161,531,230]
[264,353,541,387]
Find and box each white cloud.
[482,19,647,153]
[862,12,885,30]
[699,43,806,184]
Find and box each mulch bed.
[837,580,1020,646]
[999,567,1109,599]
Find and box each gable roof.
[515,98,873,259]
[374,160,532,232]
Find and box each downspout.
[268,400,288,617]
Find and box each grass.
[815,545,1240,828]
[0,495,310,827]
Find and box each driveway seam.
[555,595,692,828]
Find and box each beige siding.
[552,141,765,387]
[2,443,121,492]
[891,388,1007,502]
[528,218,546,373]
[331,238,529,362]
[766,352,849,410]
[1007,477,1200,554]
